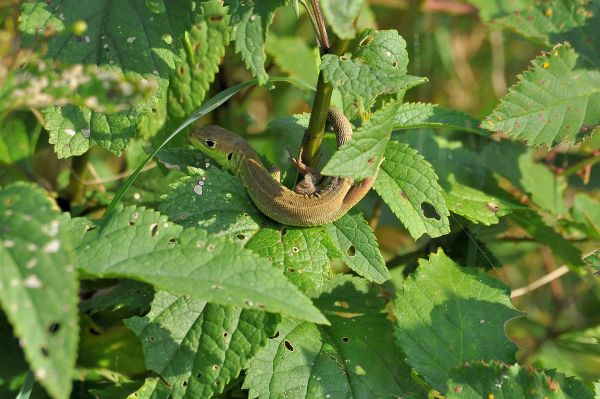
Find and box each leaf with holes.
[483,44,600,147]
[0,183,79,399]
[19,0,189,157]
[394,102,487,135]
[322,101,399,179]
[374,141,450,240]
[76,206,328,324]
[161,167,336,296]
[164,1,230,141]
[224,0,288,85]
[321,29,426,104]
[325,211,389,284]
[446,362,595,399]
[126,378,171,399]
[321,0,363,39]
[243,276,426,399]
[393,249,522,391]
[125,290,278,398]
[491,0,600,65]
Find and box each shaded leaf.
[0,183,79,399]
[321,0,363,39]
[393,250,521,391]
[393,102,487,135]
[266,35,319,86]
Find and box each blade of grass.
[104,77,314,219]
[16,372,34,399]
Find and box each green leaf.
[126,378,171,399]
[463,0,529,20]
[321,0,363,39]
[125,290,278,398]
[0,116,35,164]
[322,101,399,179]
[79,280,153,315]
[325,211,390,284]
[0,183,79,399]
[77,206,328,324]
[446,362,595,399]
[572,193,600,239]
[583,250,599,271]
[164,1,230,133]
[161,167,334,296]
[225,0,288,84]
[266,35,319,86]
[374,141,450,240]
[243,276,425,398]
[43,107,138,159]
[393,102,488,135]
[483,44,600,147]
[393,250,521,391]
[491,0,600,65]
[321,29,426,103]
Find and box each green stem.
[65,152,89,205]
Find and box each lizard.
[188,108,380,226]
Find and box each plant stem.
[65,152,89,205]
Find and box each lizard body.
[188,108,378,226]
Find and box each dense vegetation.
[0,0,599,398]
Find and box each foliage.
[0,0,598,398]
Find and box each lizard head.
[189,125,240,170]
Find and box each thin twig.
[511,265,570,298]
[310,0,330,51]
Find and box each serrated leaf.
[244,276,425,399]
[325,211,389,284]
[19,0,186,156]
[374,141,450,239]
[0,183,79,399]
[165,1,230,136]
[321,29,426,103]
[446,362,594,399]
[76,206,328,324]
[322,101,399,179]
[321,0,363,39]
[266,35,319,86]
[125,290,277,398]
[393,250,521,391]
[126,378,171,399]
[483,44,600,147]
[225,0,287,84]
[491,0,600,65]
[394,102,487,135]
[161,167,334,296]
[44,106,138,159]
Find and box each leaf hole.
[150,224,159,236]
[129,220,135,226]
[196,373,202,379]
[168,238,178,248]
[359,34,374,47]
[391,61,398,68]
[40,346,49,357]
[346,245,356,257]
[236,234,245,240]
[280,227,287,236]
[227,152,233,161]
[207,244,215,252]
[48,322,60,335]
[178,66,185,75]
[149,336,155,342]
[291,246,299,253]
[182,380,187,387]
[421,202,441,220]
[271,331,280,339]
[212,365,220,370]
[287,267,296,273]
[223,332,228,337]
[284,340,294,351]
[89,327,101,336]
[209,15,223,22]
[342,337,349,343]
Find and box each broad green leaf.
[322,101,399,179]
[126,290,277,399]
[393,250,521,391]
[483,44,600,147]
[0,116,34,164]
[492,0,600,65]
[225,0,288,84]
[321,0,363,39]
[161,167,334,296]
[572,193,600,239]
[584,250,599,271]
[19,0,186,156]
[463,0,528,20]
[393,102,487,135]
[126,378,171,399]
[77,206,328,324]
[164,1,230,137]
[321,29,426,103]
[244,276,425,399]
[79,280,154,315]
[508,209,582,267]
[43,107,138,159]
[0,183,79,399]
[374,141,450,240]
[325,211,389,284]
[266,35,319,86]
[446,362,594,399]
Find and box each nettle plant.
[0,0,599,398]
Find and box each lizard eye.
[204,139,216,148]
